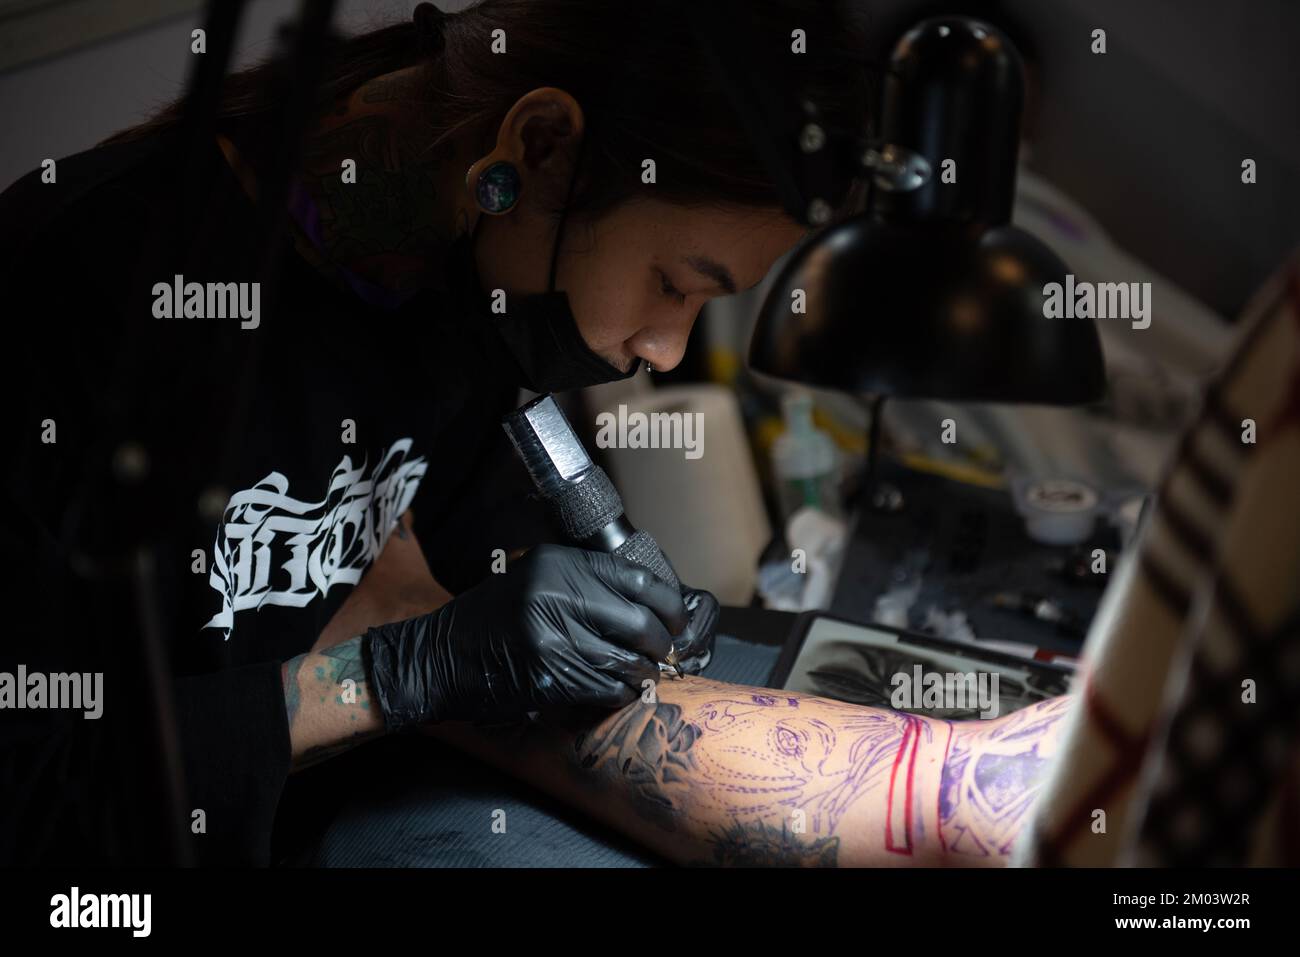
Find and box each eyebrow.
[681,255,737,296]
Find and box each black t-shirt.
[0,129,551,865]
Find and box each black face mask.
[444,204,637,394]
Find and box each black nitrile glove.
[364,544,689,729]
[671,587,720,676]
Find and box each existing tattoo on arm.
[460,680,1073,867]
[281,634,384,772]
[937,696,1072,858]
[573,691,919,865]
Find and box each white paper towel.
[594,385,771,605]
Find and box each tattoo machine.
[503,393,686,677]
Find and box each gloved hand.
[669,587,720,676]
[363,544,689,729]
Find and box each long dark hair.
[103,0,872,223]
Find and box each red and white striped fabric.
[1015,251,1300,867]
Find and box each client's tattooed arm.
[424,679,1072,866]
[281,635,385,772]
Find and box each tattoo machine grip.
[502,394,681,594]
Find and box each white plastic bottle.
[772,392,842,521]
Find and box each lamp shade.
[748,216,1106,403]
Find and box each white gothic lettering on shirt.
[203,437,427,638]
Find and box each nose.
[627,306,700,373]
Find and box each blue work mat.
[307,634,781,867]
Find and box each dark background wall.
[856,0,1298,319]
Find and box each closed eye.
[657,268,687,306]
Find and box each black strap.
[548,132,587,292]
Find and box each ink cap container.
[1011,476,1100,546]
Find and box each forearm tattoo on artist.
[319,639,369,688]
[282,653,306,726]
[281,635,379,770]
[562,687,1070,865]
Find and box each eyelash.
[657,269,687,306]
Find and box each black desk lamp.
[686,8,1105,506]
